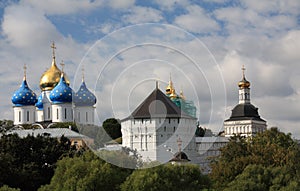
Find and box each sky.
[1,0,300,137]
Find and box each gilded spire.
[180,88,185,100]
[166,73,174,95]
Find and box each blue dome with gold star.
[74,81,96,106]
[35,93,43,110]
[12,78,37,106]
[49,74,73,103]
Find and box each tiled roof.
[123,88,195,120]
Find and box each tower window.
[78,112,80,122]
[64,108,67,119]
[173,126,176,132]
[48,107,50,119]
[86,112,88,122]
[164,126,166,132]
[27,111,29,121]
[19,111,21,122]
[57,108,59,120]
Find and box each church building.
[223,66,267,137]
[11,42,97,127]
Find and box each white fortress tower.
[224,66,267,137]
[121,83,198,163]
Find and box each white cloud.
[153,0,190,11]
[2,4,62,48]
[240,0,300,15]
[24,0,104,15]
[174,5,220,34]
[122,6,163,24]
[108,0,135,9]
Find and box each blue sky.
[1,0,300,137]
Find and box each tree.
[225,164,300,191]
[120,163,211,191]
[102,118,122,140]
[210,128,300,190]
[39,151,132,191]
[0,134,77,191]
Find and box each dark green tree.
[102,118,122,140]
[120,163,210,191]
[0,133,76,191]
[0,185,20,191]
[210,127,300,190]
[39,151,132,191]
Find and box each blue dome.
[49,75,73,103]
[35,93,43,110]
[74,82,96,106]
[11,78,37,106]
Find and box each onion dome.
[49,73,72,103]
[39,42,70,91]
[166,74,174,95]
[170,89,177,100]
[35,93,43,110]
[238,66,250,88]
[12,77,37,106]
[74,81,97,106]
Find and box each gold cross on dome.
[60,60,65,72]
[51,42,56,58]
[242,65,246,77]
[82,66,85,81]
[23,64,27,79]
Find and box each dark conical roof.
[123,88,195,120]
[225,103,265,122]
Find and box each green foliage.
[195,126,213,137]
[0,185,20,191]
[0,133,77,191]
[210,128,300,190]
[102,118,122,140]
[0,120,14,132]
[39,151,132,191]
[120,163,211,191]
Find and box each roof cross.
[60,60,65,73]
[51,42,56,58]
[23,64,27,79]
[242,65,246,78]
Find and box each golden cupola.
[238,65,250,89]
[166,74,174,95]
[39,42,70,91]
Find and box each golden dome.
[170,89,177,99]
[39,42,70,91]
[238,77,250,88]
[238,65,250,88]
[166,74,174,95]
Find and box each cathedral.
[11,42,97,127]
